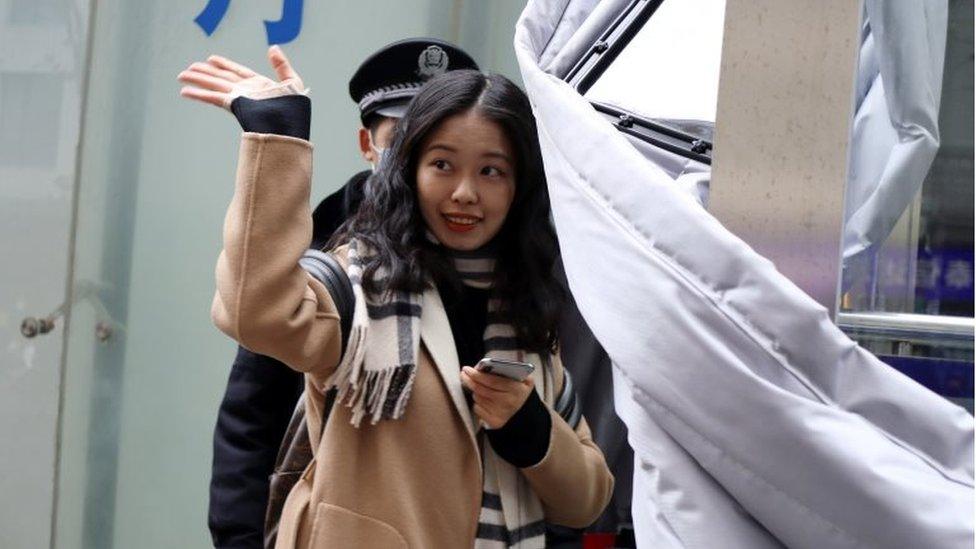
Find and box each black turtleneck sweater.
[437,279,551,467]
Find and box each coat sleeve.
[211,132,342,384]
[521,353,615,528]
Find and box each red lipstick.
[443,213,480,233]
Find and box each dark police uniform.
[208,39,479,549]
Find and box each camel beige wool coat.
[211,133,614,549]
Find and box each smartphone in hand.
[475,358,535,381]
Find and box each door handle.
[19,280,120,342]
[20,315,56,338]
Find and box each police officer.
[204,38,479,549]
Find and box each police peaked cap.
[349,38,480,122]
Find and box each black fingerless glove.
[486,390,552,468]
[230,95,311,140]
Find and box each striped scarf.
[327,238,549,548]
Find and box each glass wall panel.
[840,0,974,319]
[837,0,973,411]
[0,0,90,547]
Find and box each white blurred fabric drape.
[514,1,973,547]
[843,0,948,261]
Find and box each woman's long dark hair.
[330,70,563,355]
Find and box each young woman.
[180,47,612,549]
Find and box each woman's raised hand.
[178,45,305,110]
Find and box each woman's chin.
[440,236,484,251]
[434,226,489,251]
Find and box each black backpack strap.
[298,248,354,434]
[299,248,354,354]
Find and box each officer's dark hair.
[361,113,392,135]
[332,70,563,355]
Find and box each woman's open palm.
[178,45,305,110]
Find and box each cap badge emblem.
[417,45,449,79]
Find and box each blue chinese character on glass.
[194,0,304,45]
[194,0,231,36]
[265,0,304,45]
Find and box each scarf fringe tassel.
[329,322,417,427]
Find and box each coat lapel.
[419,286,479,441]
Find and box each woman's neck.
[426,230,499,289]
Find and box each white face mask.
[369,143,388,172]
[367,125,391,172]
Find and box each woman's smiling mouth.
[443,213,481,232]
